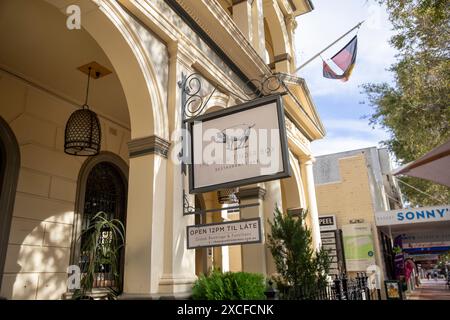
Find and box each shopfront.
[0,0,324,299]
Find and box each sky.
[294,0,397,156]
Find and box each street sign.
[319,215,337,231]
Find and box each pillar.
[251,0,266,59]
[262,180,283,276]
[158,47,197,298]
[121,136,170,298]
[232,0,253,42]
[237,186,267,275]
[302,157,321,250]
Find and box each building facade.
[313,147,403,283]
[0,0,325,299]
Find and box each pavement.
[406,279,450,300]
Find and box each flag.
[323,35,358,82]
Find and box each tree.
[362,0,450,206]
[267,207,331,299]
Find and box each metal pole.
[294,20,364,73]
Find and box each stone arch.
[71,151,129,267]
[0,116,20,293]
[45,0,169,140]
[263,1,291,60]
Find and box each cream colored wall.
[315,154,385,275]
[0,72,130,299]
[315,155,375,226]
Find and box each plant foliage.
[72,211,125,300]
[192,270,266,300]
[362,0,450,205]
[267,207,331,299]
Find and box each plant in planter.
[267,206,331,299]
[72,211,125,300]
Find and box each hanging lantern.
[64,67,101,156]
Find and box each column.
[262,180,283,276]
[237,186,267,275]
[232,0,253,42]
[251,0,266,59]
[303,158,321,250]
[121,136,170,298]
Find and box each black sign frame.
[185,94,291,194]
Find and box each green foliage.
[192,270,266,300]
[72,211,125,300]
[362,0,450,206]
[267,207,331,299]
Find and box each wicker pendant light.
[64,67,101,156]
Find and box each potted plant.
[72,211,125,300]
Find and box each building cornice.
[173,0,272,79]
[236,187,267,201]
[128,135,171,158]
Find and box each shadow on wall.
[1,212,73,300]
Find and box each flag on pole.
[323,35,358,82]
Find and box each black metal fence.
[266,273,382,300]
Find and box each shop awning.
[392,139,450,187]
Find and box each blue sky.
[295,0,397,156]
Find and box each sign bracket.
[178,72,291,215]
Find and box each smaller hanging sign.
[186,218,262,249]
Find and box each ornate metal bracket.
[179,72,287,215]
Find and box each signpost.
[187,218,262,249]
[319,215,345,275]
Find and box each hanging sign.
[186,94,290,194]
[186,218,262,249]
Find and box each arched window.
[72,152,128,292]
[0,117,20,293]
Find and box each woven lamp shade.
[64,108,101,156]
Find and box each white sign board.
[319,215,337,231]
[186,95,290,193]
[375,205,450,226]
[342,223,376,271]
[186,218,262,249]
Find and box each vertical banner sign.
[186,95,290,194]
[342,223,376,271]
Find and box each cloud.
[312,118,390,156]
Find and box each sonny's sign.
[375,205,450,226]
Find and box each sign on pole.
[186,218,262,249]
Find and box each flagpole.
[294,20,365,73]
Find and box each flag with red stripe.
[323,35,358,82]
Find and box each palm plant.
[73,211,125,300]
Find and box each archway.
[44,0,168,140]
[0,116,20,293]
